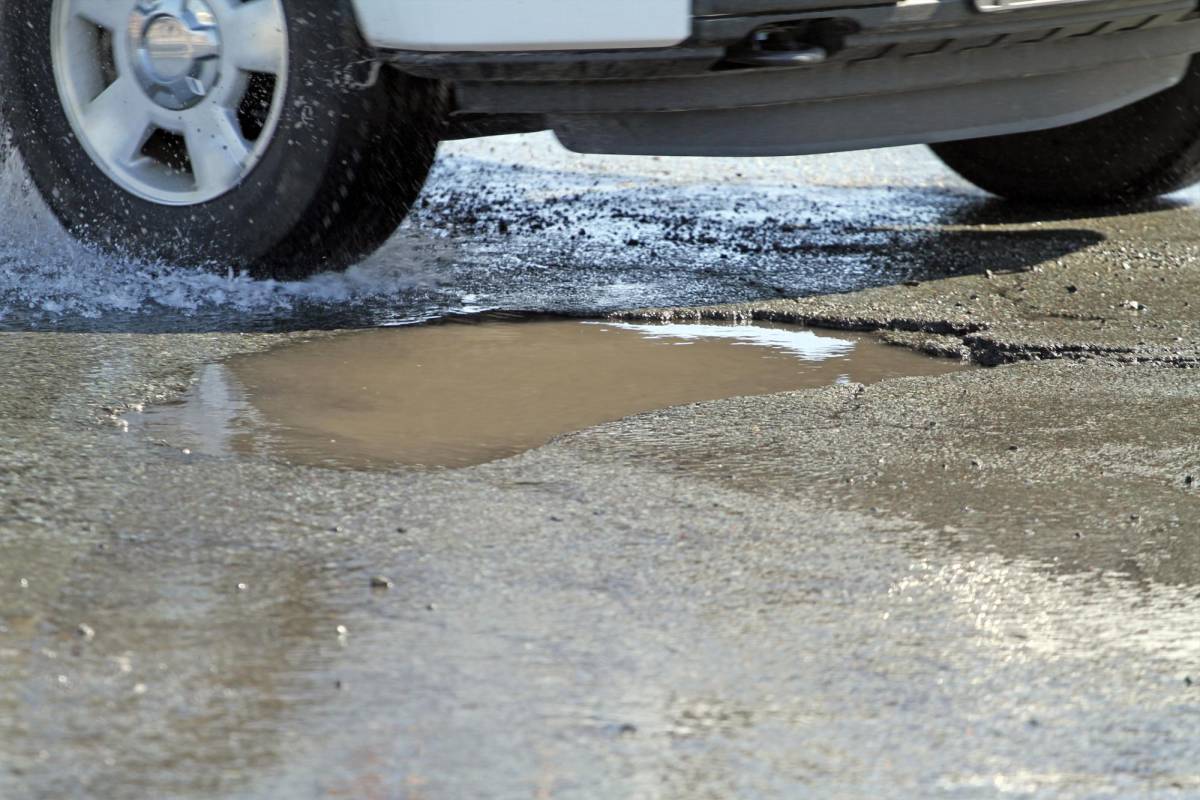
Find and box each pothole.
[133,318,970,469]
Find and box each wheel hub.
[130,0,222,110]
[52,0,288,205]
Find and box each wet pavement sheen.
[3,133,1200,800]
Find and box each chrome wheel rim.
[51,0,289,206]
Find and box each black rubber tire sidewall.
[930,58,1200,206]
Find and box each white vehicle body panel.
[350,0,692,52]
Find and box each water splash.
[0,131,973,332]
[0,137,466,331]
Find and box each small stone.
[18,578,28,589]
[426,603,436,612]
[970,459,983,469]
[76,624,95,640]
[1186,676,1194,687]
[336,625,348,638]
[236,582,248,592]
[1121,300,1147,311]
[1066,285,1079,294]
[1186,475,1195,488]
[370,576,394,590]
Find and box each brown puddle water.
[137,320,968,469]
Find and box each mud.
[135,319,966,469]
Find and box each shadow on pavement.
[0,152,1113,334]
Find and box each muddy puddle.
[135,319,968,469]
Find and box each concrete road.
[2,135,1200,799]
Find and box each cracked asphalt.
[3,135,1200,799]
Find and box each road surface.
[2,134,1199,799]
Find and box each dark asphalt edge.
[609,299,1200,368]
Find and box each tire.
[930,58,1200,206]
[0,0,446,280]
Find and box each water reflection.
[134,320,967,470]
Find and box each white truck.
[2,0,1199,278]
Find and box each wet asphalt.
[3,134,1200,798]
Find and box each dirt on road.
[2,138,1200,799]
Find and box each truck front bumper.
[390,0,1200,156]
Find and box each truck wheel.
[930,59,1200,206]
[0,0,445,279]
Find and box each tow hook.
[726,20,854,68]
[727,43,828,67]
